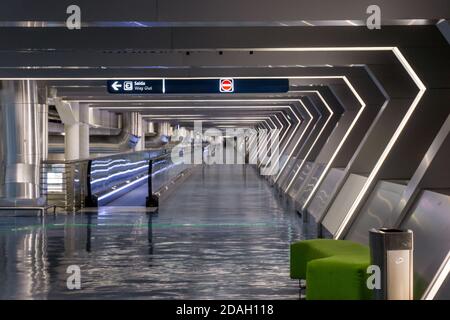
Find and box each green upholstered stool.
[290,239,371,300]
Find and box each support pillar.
[64,102,80,161]
[148,121,155,133]
[79,103,90,159]
[130,112,144,151]
[0,80,45,205]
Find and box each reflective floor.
[0,165,310,299]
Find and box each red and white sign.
[220,78,234,93]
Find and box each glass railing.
[41,146,194,211]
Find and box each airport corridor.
[0,164,306,299]
[1,1,449,303]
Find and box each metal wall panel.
[401,190,450,299]
[287,161,313,198]
[295,163,326,207]
[345,180,407,245]
[322,173,367,235]
[307,168,345,221]
[435,274,450,300]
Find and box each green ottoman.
[290,239,371,300]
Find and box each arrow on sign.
[111,81,122,91]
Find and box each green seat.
[290,239,371,300]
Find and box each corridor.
[0,165,305,299]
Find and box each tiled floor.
[0,165,308,299]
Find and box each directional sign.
[107,80,163,94]
[107,79,289,94]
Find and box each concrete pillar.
[37,86,48,162]
[55,101,90,160]
[0,80,45,205]
[79,103,90,159]
[158,121,170,136]
[130,112,144,151]
[64,102,80,161]
[39,103,49,161]
[136,115,145,151]
[148,121,155,133]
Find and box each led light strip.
[284,90,334,192]
[334,47,426,239]
[264,107,301,174]
[256,113,287,166]
[301,76,367,211]
[423,250,450,300]
[248,110,292,163]
[91,164,149,184]
[256,120,276,164]
[92,159,128,167]
[274,99,313,181]
[267,113,286,157]
[98,163,175,201]
[235,99,304,175]
[246,128,260,161]
[3,63,386,80]
[251,119,274,163]
[272,112,293,160]
[146,117,270,122]
[91,160,148,174]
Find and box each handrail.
[40,148,175,212]
[39,144,196,212]
[146,159,158,208]
[0,205,56,215]
[84,160,98,207]
[85,149,175,207]
[42,145,174,165]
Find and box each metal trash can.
[369,228,414,300]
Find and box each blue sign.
[107,78,289,94]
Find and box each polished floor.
[0,165,310,299]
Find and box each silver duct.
[158,122,171,136]
[145,133,170,148]
[0,80,45,205]
[48,112,143,154]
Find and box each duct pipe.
[49,111,143,154]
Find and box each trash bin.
[369,228,413,300]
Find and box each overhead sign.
[107,78,289,94]
[107,80,163,94]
